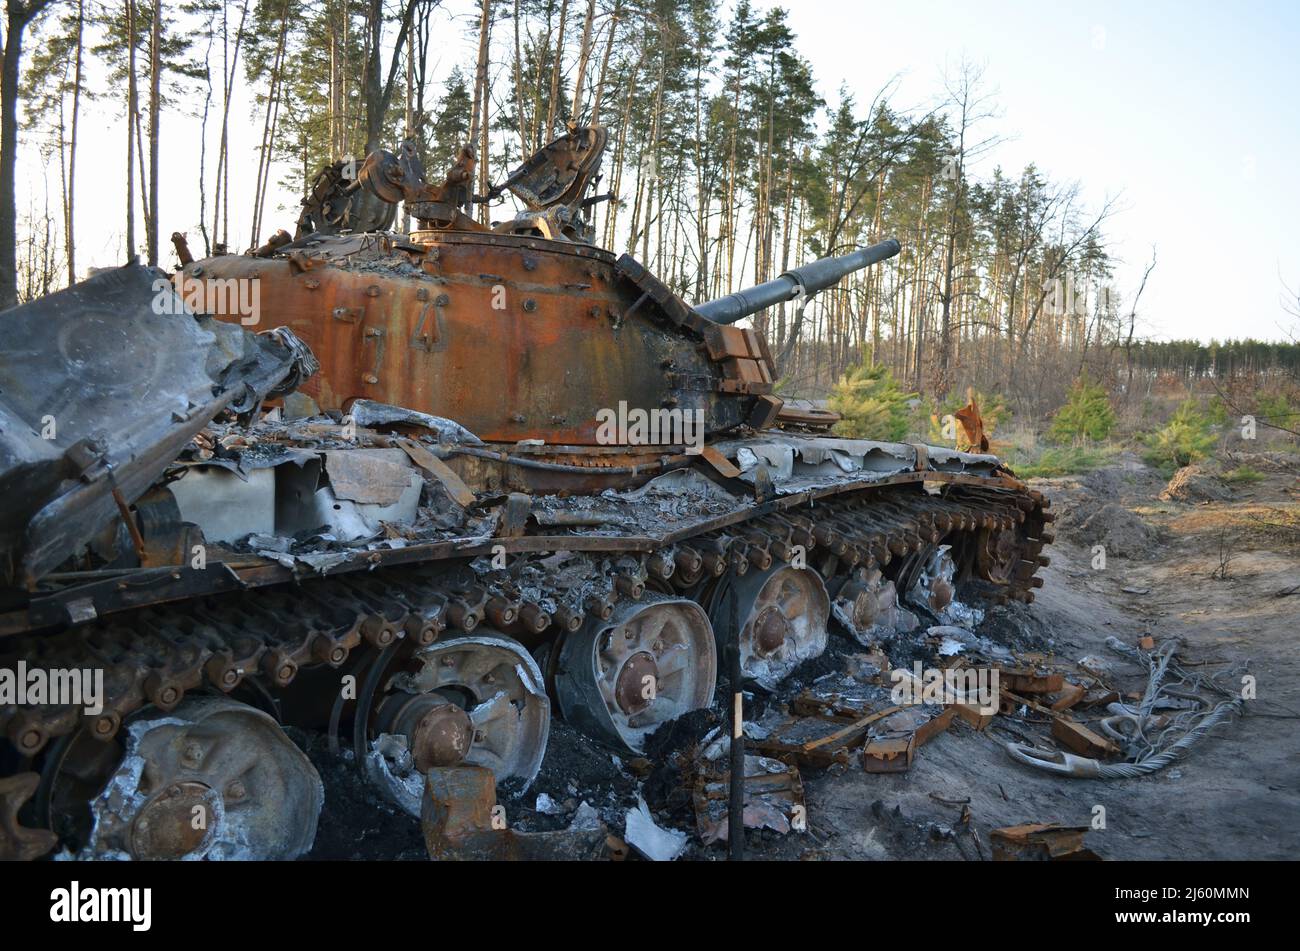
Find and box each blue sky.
[778,0,1300,342]
[24,0,1298,343]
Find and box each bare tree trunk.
[362,0,418,153]
[329,11,341,157]
[643,55,664,261]
[146,0,160,265]
[529,3,548,151]
[587,0,618,125]
[691,39,708,299]
[214,0,250,251]
[569,0,594,122]
[478,23,492,223]
[0,1,54,308]
[469,0,492,223]
[512,0,526,156]
[413,1,432,147]
[251,1,290,247]
[125,0,138,259]
[1123,249,1157,390]
[724,83,738,293]
[626,158,643,254]
[602,47,642,247]
[64,0,84,282]
[403,29,412,232]
[134,106,150,235]
[196,7,214,256]
[544,0,568,138]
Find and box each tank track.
[0,480,1052,858]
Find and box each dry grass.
[1160,503,1300,549]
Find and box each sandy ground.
[304,452,1300,861]
[757,451,1300,861]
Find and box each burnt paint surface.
[190,234,743,444]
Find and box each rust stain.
[187,234,689,445]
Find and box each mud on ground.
[305,451,1300,860]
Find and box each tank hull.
[0,234,1056,861]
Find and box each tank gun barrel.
[695,238,901,325]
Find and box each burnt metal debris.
[0,265,313,589]
[0,121,1057,862]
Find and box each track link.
[0,480,1051,858]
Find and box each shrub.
[1048,375,1116,443]
[1142,399,1217,472]
[1223,465,1265,484]
[1014,445,1108,478]
[828,360,914,442]
[1206,396,1231,427]
[1255,392,1293,422]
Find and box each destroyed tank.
[0,126,1053,861]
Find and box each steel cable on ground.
[1005,635,1247,779]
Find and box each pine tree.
[828,359,914,441]
[1048,375,1116,443]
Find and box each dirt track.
[764,453,1300,861]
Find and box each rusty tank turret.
[178,128,898,458]
[0,125,1053,862]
